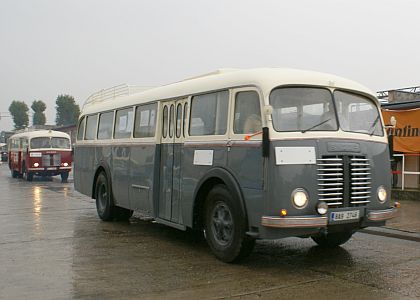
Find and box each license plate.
[47,167,57,170]
[331,210,360,221]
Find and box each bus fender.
[192,167,248,230]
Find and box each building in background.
[379,86,420,190]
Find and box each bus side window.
[234,91,262,134]
[176,103,182,138]
[162,106,168,138]
[77,117,85,140]
[114,108,134,139]
[85,114,98,140]
[189,90,228,136]
[97,111,114,140]
[134,103,157,138]
[183,103,188,137]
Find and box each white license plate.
[47,167,57,170]
[331,210,360,221]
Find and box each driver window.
[234,91,261,134]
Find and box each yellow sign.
[382,108,420,153]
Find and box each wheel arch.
[91,161,112,199]
[191,167,248,231]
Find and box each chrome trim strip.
[131,184,150,190]
[367,208,398,221]
[261,215,328,228]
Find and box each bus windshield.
[30,137,71,149]
[270,87,338,132]
[270,87,383,136]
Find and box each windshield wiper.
[301,118,331,133]
[369,115,380,136]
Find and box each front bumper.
[28,166,72,171]
[366,207,398,221]
[261,207,398,228]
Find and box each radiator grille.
[317,156,371,207]
[41,154,61,167]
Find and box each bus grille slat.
[350,157,371,205]
[317,156,344,206]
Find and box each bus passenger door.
[159,99,188,223]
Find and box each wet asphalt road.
[0,163,419,300]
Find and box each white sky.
[1,0,419,130]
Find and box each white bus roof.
[10,130,71,140]
[81,68,376,115]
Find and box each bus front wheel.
[61,172,69,183]
[204,184,255,263]
[22,164,33,182]
[311,230,354,247]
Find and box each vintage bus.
[74,68,398,262]
[8,130,72,182]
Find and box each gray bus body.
[74,68,397,262]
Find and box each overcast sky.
[1,0,419,130]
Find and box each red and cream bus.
[8,130,72,182]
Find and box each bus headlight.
[291,188,309,209]
[33,162,39,167]
[377,186,387,203]
[63,162,69,167]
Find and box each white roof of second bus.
[81,68,376,115]
[10,130,71,140]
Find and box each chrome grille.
[317,157,344,206]
[317,156,371,207]
[41,154,61,167]
[350,157,371,205]
[42,155,50,167]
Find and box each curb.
[360,227,420,243]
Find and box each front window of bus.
[270,87,338,132]
[31,137,51,149]
[334,91,383,136]
[30,137,71,149]
[51,137,71,149]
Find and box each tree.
[31,100,47,125]
[9,101,29,130]
[55,94,80,126]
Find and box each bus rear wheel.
[95,172,118,221]
[204,184,255,263]
[311,230,354,247]
[11,169,18,178]
[95,172,133,221]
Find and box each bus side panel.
[129,143,157,214]
[227,143,264,229]
[180,144,227,228]
[74,145,98,197]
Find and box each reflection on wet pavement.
[0,164,419,299]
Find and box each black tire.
[61,172,69,183]
[11,169,18,178]
[95,172,118,221]
[204,184,255,263]
[22,163,33,182]
[311,230,354,247]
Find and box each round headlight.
[63,162,69,167]
[377,186,387,203]
[316,201,328,215]
[33,162,39,167]
[291,188,309,209]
